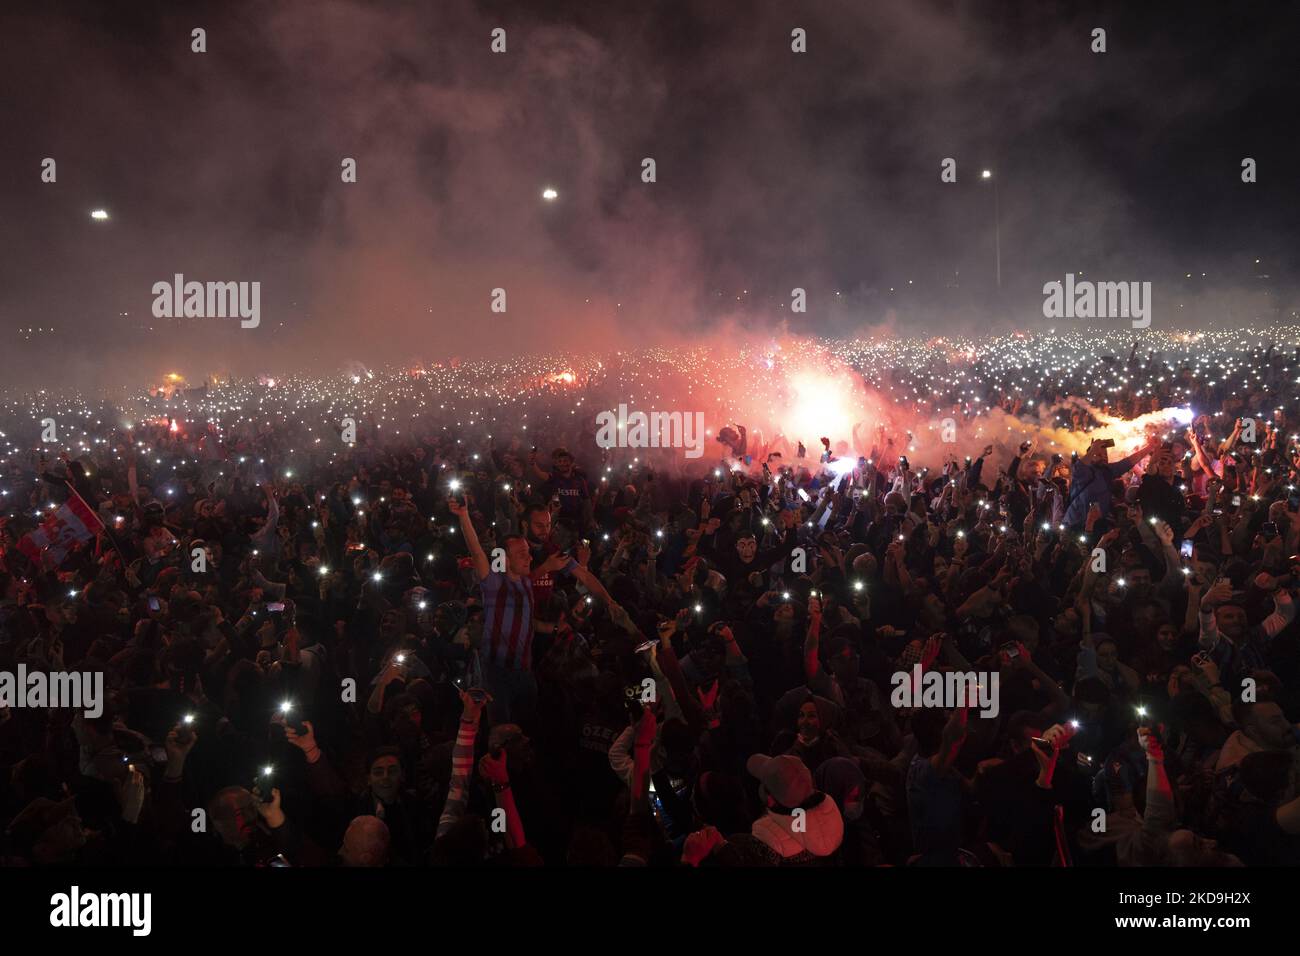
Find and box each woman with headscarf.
[770,694,850,773]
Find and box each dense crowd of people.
[2,330,1300,867]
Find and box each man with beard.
[530,447,591,531]
[204,785,329,866]
[521,504,617,619]
[520,502,619,667]
[1198,577,1296,691]
[1065,436,1160,532]
[1212,750,1300,865]
[1216,700,1298,773]
[1078,726,1243,866]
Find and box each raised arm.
[527,448,551,482]
[1137,726,1177,845]
[1187,430,1217,480]
[803,594,823,684]
[931,698,969,775]
[437,690,487,839]
[571,546,617,607]
[479,750,527,850]
[1111,437,1159,477]
[448,495,490,580]
[1197,579,1232,651]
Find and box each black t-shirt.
[1216,800,1300,865]
[977,748,1090,864]
[1138,474,1186,535]
[574,712,625,818]
[542,472,590,522]
[125,686,189,744]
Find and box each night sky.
[1,0,1297,383]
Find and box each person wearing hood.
[770,693,849,773]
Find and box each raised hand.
[1200,579,1232,610]
[458,687,492,722]
[479,749,509,785]
[634,706,658,749]
[284,720,318,755]
[1137,725,1165,763]
[165,722,199,764]
[1191,654,1220,686]
[681,826,726,866]
[254,788,286,829]
[535,552,569,576]
[1029,732,1061,785]
[117,765,147,824]
[920,634,943,669]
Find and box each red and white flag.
[17,488,105,567]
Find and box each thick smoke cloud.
[0,0,1296,389]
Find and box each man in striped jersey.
[450,493,618,725]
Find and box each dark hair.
[911,708,949,757]
[1240,750,1293,804]
[383,551,415,582]
[366,745,402,771]
[1231,698,1269,729]
[1171,690,1217,726]
[693,771,751,836]
[1004,710,1044,743]
[660,717,695,759]
[1074,676,1110,705]
[828,621,862,647]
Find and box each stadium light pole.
[981,169,1000,290]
